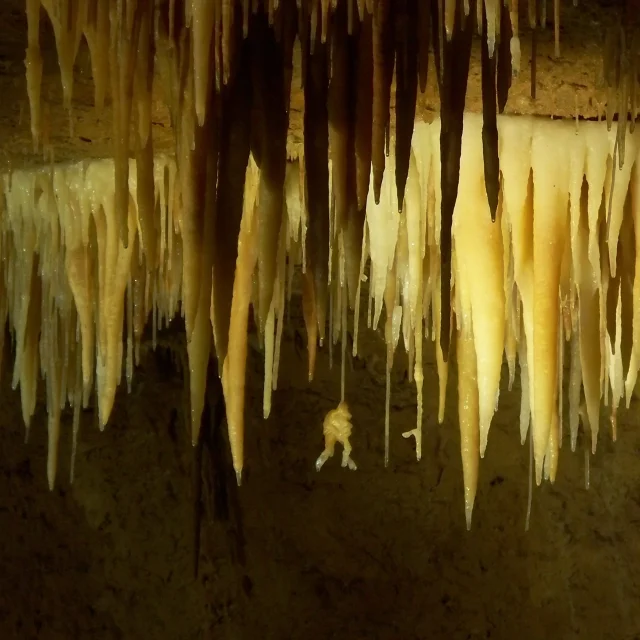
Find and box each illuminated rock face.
[3,113,639,530]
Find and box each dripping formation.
[13,0,640,528]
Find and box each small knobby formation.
[316,401,358,472]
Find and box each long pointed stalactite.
[480,0,499,222]
[394,0,419,211]
[371,0,393,204]
[439,0,475,362]
[302,2,330,370]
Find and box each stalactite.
[303,12,330,351]
[371,0,393,204]
[394,0,419,211]
[439,0,475,361]
[480,1,500,222]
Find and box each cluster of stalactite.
[5,114,640,530]
[15,0,640,526]
[601,4,640,169]
[23,0,525,482]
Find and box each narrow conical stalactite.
[280,0,298,121]
[430,0,443,94]
[82,0,110,111]
[417,0,431,93]
[354,9,374,211]
[303,7,330,352]
[394,0,419,211]
[109,0,146,248]
[480,2,500,222]
[334,3,363,311]
[250,7,291,337]
[439,0,475,361]
[212,13,252,367]
[371,0,394,204]
[329,0,351,233]
[530,0,538,99]
[134,1,157,270]
[187,88,218,447]
[497,0,512,113]
[25,0,43,150]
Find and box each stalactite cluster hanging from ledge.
[11,0,640,527]
[4,113,640,529]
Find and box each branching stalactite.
[480,3,499,222]
[394,0,419,212]
[439,0,475,361]
[303,14,330,349]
